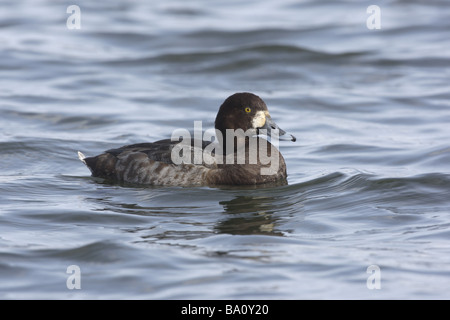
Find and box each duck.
[78,92,296,186]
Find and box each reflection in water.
[215,194,288,236]
[82,179,308,239]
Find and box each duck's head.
[214,92,296,144]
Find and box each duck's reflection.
[82,178,300,238]
[215,194,285,236]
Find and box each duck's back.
[80,139,213,185]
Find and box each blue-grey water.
[1,0,450,299]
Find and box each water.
[1,0,450,299]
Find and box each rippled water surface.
[1,0,450,299]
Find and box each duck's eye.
[244,107,251,113]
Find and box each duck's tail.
[77,151,87,165]
[77,151,118,179]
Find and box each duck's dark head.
[214,92,296,144]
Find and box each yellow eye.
[244,107,251,113]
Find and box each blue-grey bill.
[261,117,296,142]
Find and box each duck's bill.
[259,117,296,142]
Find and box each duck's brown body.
[79,137,287,186]
[79,92,295,186]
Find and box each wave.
[284,171,450,214]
